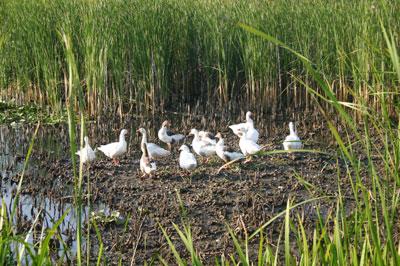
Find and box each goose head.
[84,136,90,145]
[119,129,128,140]
[161,120,170,128]
[179,144,190,152]
[188,128,199,137]
[215,132,223,140]
[246,111,254,123]
[136,128,146,135]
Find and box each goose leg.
[244,156,252,164]
[167,143,172,151]
[217,158,242,174]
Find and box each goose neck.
[217,138,224,146]
[289,123,296,135]
[141,132,147,145]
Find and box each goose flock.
[76,111,303,177]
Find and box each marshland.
[1,0,399,265]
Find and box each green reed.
[0,0,398,115]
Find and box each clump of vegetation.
[90,210,125,225]
[0,101,66,124]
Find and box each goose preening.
[75,136,96,164]
[237,128,261,162]
[98,129,128,165]
[229,111,259,143]
[189,128,216,162]
[215,132,244,163]
[158,120,185,150]
[140,142,156,177]
[179,144,197,171]
[283,122,303,151]
[137,128,171,160]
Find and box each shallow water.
[0,124,114,261]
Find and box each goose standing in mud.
[137,128,170,160]
[140,142,156,177]
[76,136,96,164]
[98,129,128,165]
[215,132,244,163]
[189,128,216,163]
[179,144,197,172]
[229,111,259,143]
[237,128,261,162]
[158,120,185,150]
[283,122,303,151]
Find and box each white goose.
[137,128,170,160]
[189,128,216,161]
[283,122,303,151]
[179,144,197,171]
[215,133,244,162]
[140,142,156,176]
[158,120,185,150]
[98,129,128,165]
[229,111,259,143]
[76,136,96,164]
[199,130,217,145]
[238,128,261,157]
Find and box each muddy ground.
[6,123,360,265]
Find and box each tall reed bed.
[0,0,398,116]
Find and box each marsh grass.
[0,0,399,116]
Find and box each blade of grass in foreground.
[35,209,70,265]
[11,123,40,222]
[284,199,292,266]
[227,225,249,266]
[159,224,186,266]
[62,30,84,266]
[172,223,203,266]
[250,196,329,239]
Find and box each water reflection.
[0,124,110,261]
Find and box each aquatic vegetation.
[90,210,125,225]
[0,101,66,124]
